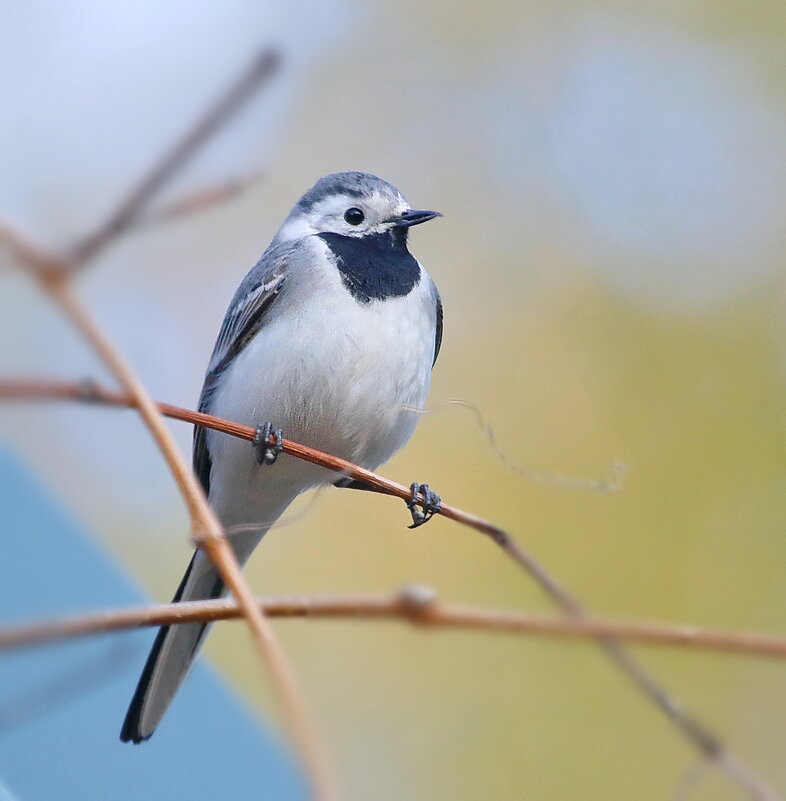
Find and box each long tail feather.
[120,549,226,743]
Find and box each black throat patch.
[319,229,421,304]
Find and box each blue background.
[0,447,305,801]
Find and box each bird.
[120,171,443,743]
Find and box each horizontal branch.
[2,377,779,800]
[0,45,332,793]
[3,586,786,660]
[36,286,331,798]
[0,378,529,544]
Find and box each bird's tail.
[120,545,234,743]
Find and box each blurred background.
[2,2,786,799]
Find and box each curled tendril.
[399,398,628,494]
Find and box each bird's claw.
[406,482,441,529]
[252,422,283,465]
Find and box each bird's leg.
[406,482,441,529]
[335,478,441,528]
[251,422,283,465]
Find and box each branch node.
[1,377,779,800]
[397,583,438,621]
[76,377,103,403]
[485,525,510,547]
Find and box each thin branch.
[4,587,786,661]
[0,172,265,276]
[70,49,279,266]
[0,219,66,275]
[0,43,775,791]
[0,378,778,801]
[130,171,266,230]
[31,290,333,800]
[0,45,336,799]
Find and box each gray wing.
[433,292,443,366]
[193,241,293,495]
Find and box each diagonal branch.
[0,45,338,799]
[3,587,786,660]
[0,219,62,274]
[129,171,266,230]
[31,287,333,800]
[70,49,279,267]
[0,377,778,801]
[0,37,776,785]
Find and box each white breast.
[206,236,437,526]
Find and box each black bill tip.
[393,209,442,227]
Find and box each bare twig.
[70,49,279,266]
[0,44,776,795]
[0,377,778,801]
[0,44,338,799]
[31,289,333,800]
[4,587,786,661]
[0,219,65,274]
[130,171,266,230]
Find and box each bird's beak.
[393,209,443,227]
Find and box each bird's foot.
[252,422,283,465]
[406,482,441,529]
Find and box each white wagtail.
[120,171,443,743]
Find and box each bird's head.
[273,171,441,245]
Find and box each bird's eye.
[343,207,365,225]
